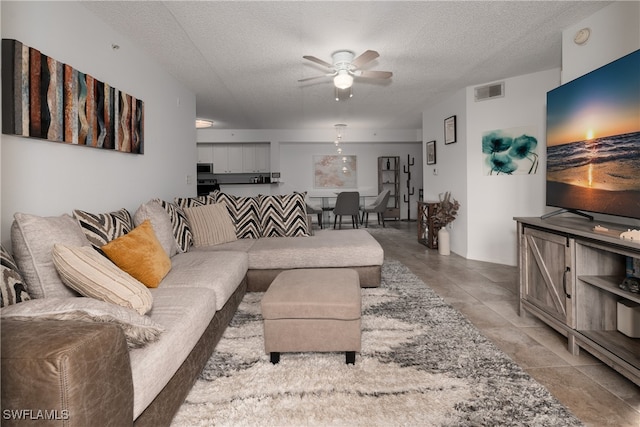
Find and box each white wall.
[421,1,640,266]
[422,89,468,258]
[561,1,640,84]
[422,70,557,266]
[465,69,558,265]
[197,128,423,220]
[1,2,197,247]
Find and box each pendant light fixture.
[334,124,347,154]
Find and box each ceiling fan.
[298,50,392,100]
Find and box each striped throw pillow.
[183,203,238,247]
[52,244,153,315]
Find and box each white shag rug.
[171,260,582,427]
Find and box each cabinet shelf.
[579,275,640,304]
[576,330,640,372]
[378,156,400,220]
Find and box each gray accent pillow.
[0,297,164,349]
[134,200,178,257]
[11,213,90,299]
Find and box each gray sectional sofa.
[0,192,383,426]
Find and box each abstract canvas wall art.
[1,39,144,154]
[313,155,357,188]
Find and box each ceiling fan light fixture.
[335,86,353,101]
[333,70,353,89]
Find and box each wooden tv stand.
[515,216,640,386]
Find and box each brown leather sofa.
[1,282,245,427]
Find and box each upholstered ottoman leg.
[346,351,355,364]
[270,352,280,364]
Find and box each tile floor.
[366,220,640,426]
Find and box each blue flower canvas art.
[482,126,538,175]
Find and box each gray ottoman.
[261,268,361,364]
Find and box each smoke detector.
[573,28,591,45]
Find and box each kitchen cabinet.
[212,144,243,173]
[242,144,270,173]
[197,143,270,174]
[197,144,214,164]
[516,216,640,386]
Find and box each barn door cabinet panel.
[516,216,640,386]
[518,224,574,330]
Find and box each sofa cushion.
[52,244,153,315]
[248,229,384,270]
[162,251,247,311]
[154,199,193,253]
[11,213,90,299]
[0,244,31,307]
[129,286,217,418]
[192,238,257,253]
[73,208,134,248]
[133,200,178,257]
[258,193,310,237]
[183,203,238,247]
[0,297,164,349]
[211,191,262,239]
[102,220,172,288]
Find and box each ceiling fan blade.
[298,73,335,82]
[303,55,333,69]
[356,70,393,79]
[351,50,379,69]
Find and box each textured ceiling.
[82,1,611,130]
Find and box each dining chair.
[361,190,391,228]
[333,191,360,229]
[305,202,323,229]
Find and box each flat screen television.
[545,49,640,220]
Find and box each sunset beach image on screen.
[546,49,640,219]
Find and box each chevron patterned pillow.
[212,192,262,239]
[72,208,134,248]
[155,199,193,253]
[174,195,216,209]
[0,245,31,307]
[258,193,310,237]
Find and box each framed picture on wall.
[312,155,357,188]
[444,115,457,144]
[426,140,436,165]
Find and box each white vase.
[438,227,450,255]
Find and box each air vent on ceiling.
[474,82,504,102]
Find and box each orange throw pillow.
[102,220,171,288]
